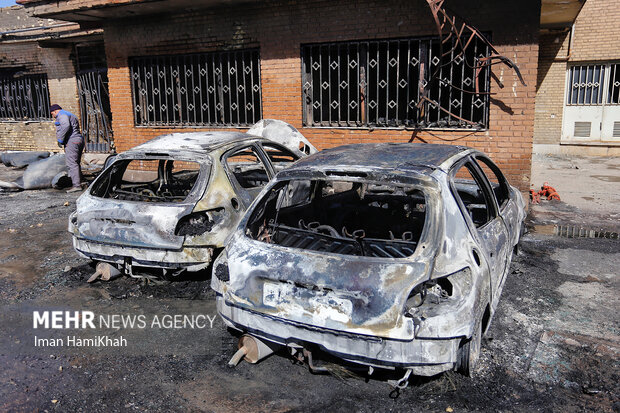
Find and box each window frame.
[259,142,300,171]
[449,157,499,230]
[221,143,273,206]
[301,35,492,130]
[566,62,620,106]
[129,49,262,128]
[471,155,510,211]
[0,73,51,121]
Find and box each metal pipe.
[227,334,279,367]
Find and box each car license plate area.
[262,281,353,322]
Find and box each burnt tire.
[456,315,482,377]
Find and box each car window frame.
[471,155,510,211]
[258,141,300,170]
[449,156,499,231]
[221,143,274,202]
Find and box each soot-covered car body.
[69,120,315,276]
[212,143,526,376]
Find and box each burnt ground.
[0,163,619,412]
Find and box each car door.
[450,158,510,309]
[472,156,520,295]
[222,144,272,208]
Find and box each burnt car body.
[212,143,526,376]
[69,121,316,276]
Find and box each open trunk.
[246,179,427,259]
[90,158,203,203]
[76,158,208,250]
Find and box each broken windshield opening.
[246,179,427,258]
[90,159,203,203]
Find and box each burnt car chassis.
[212,143,526,382]
[69,120,316,279]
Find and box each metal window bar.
[129,49,261,127]
[301,36,490,129]
[607,63,620,105]
[0,74,50,121]
[568,64,605,106]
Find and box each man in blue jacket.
[50,104,85,193]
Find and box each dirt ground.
[0,156,618,412]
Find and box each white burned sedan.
[69,121,315,278]
[212,143,526,379]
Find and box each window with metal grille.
[129,49,261,127]
[301,36,491,129]
[567,65,606,105]
[607,63,620,105]
[0,73,50,121]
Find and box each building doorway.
[75,42,114,153]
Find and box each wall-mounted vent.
[574,121,591,137]
[613,122,620,138]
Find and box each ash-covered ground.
[0,162,618,412]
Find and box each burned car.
[69,121,316,277]
[212,143,526,379]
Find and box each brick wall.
[0,40,79,152]
[104,0,539,191]
[533,0,620,150]
[0,121,57,151]
[570,0,620,62]
[533,31,569,146]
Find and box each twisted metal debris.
[421,0,527,124]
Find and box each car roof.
[284,143,472,174]
[126,131,261,155]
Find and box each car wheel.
[456,315,482,376]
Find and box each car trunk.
[76,157,208,250]
[246,179,427,258]
[223,177,436,340]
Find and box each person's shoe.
[66,187,82,193]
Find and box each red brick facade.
[102,0,539,190]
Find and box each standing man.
[50,104,85,193]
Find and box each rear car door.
[472,156,520,293]
[450,158,510,307]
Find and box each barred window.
[130,49,261,127]
[301,37,491,129]
[567,65,605,105]
[606,63,620,105]
[0,74,51,121]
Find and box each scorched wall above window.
[129,49,262,127]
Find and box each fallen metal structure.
[69,120,315,277]
[420,0,526,124]
[213,143,526,378]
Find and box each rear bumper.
[73,237,213,270]
[216,295,459,376]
